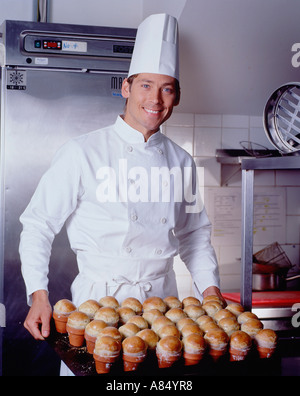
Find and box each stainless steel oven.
[0,19,135,375]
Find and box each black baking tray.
[46,319,282,377]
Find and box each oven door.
[0,67,126,374]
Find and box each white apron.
[70,255,178,307]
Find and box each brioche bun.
[99,296,119,309]
[78,299,100,320]
[121,297,143,315]
[142,296,167,313]
[165,308,187,324]
[163,296,182,309]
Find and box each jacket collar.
[114,115,163,146]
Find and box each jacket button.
[125,246,132,253]
[156,249,162,255]
[127,146,133,152]
[161,217,167,224]
[131,214,138,222]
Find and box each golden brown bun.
[237,311,258,324]
[241,319,263,338]
[182,333,206,354]
[165,308,187,324]
[142,296,167,313]
[214,308,236,324]
[181,323,203,338]
[127,315,149,330]
[116,306,136,324]
[156,336,182,355]
[94,307,119,327]
[99,296,119,309]
[204,329,229,350]
[226,302,245,317]
[195,314,214,327]
[152,316,173,333]
[136,329,159,349]
[202,295,224,307]
[122,335,147,355]
[218,317,240,336]
[53,299,76,315]
[254,329,277,348]
[157,324,181,339]
[78,300,101,319]
[98,326,122,342]
[118,323,140,338]
[200,320,220,333]
[121,297,143,314]
[184,305,206,321]
[230,330,252,351]
[84,319,107,337]
[142,309,164,326]
[94,335,121,357]
[177,317,195,331]
[67,311,90,329]
[163,296,182,309]
[203,301,223,317]
[182,296,201,307]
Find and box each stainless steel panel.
[0,66,127,374]
[1,20,136,71]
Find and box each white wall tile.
[194,127,221,156]
[286,216,300,245]
[195,114,222,127]
[250,116,264,128]
[221,128,249,149]
[166,112,194,126]
[165,125,194,156]
[276,170,300,186]
[222,115,249,128]
[249,127,274,150]
[287,187,300,215]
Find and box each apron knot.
[112,276,152,300]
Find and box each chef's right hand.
[24,289,52,340]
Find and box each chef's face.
[122,73,180,140]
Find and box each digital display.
[42,40,62,50]
[113,45,134,54]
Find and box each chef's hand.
[202,286,227,308]
[24,289,52,341]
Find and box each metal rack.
[241,155,300,310]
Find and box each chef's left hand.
[202,286,227,307]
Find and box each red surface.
[223,291,300,307]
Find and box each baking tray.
[46,319,281,377]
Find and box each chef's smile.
[122,73,179,141]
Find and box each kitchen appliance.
[264,82,300,154]
[0,20,136,375]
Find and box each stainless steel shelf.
[240,155,300,310]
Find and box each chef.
[20,14,224,349]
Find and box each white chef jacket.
[19,116,220,307]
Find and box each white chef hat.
[128,13,179,81]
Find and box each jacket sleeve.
[19,140,83,305]
[174,161,220,296]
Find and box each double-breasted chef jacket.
[19,115,220,307]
